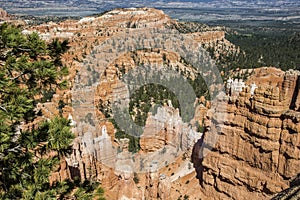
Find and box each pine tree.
[0,23,105,199]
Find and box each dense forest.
[225,30,300,72]
[0,24,105,200]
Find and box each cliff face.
[44,8,221,199]
[15,7,300,200]
[193,68,300,199]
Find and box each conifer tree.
[0,23,105,199]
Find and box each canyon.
[4,7,299,199]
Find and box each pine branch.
[9,71,29,81]
[0,105,7,112]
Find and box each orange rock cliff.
[10,7,300,200]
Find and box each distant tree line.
[225,30,300,72]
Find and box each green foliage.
[111,119,140,153]
[225,30,300,71]
[188,74,210,99]
[41,117,75,157]
[133,172,139,184]
[0,23,105,199]
[68,180,106,200]
[110,56,209,153]
[0,23,70,105]
[58,179,105,200]
[195,121,204,133]
[0,118,73,199]
[48,38,69,66]
[129,83,180,126]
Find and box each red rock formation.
[18,7,299,200]
[193,69,300,199]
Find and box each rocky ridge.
[193,68,300,199]
[26,8,226,199]
[5,7,299,200]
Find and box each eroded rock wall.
[193,69,300,199]
[17,7,260,199]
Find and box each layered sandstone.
[193,68,300,199]
[14,7,295,200]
